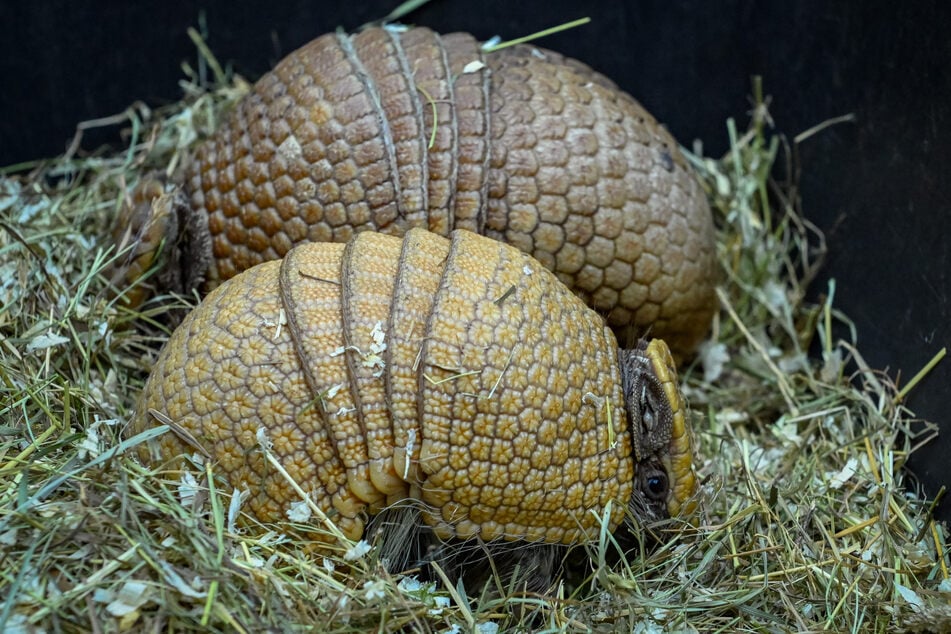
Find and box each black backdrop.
[2,0,948,520]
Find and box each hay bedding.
[0,27,947,634]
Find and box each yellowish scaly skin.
[130,229,697,546]
[415,231,630,542]
[133,256,367,542]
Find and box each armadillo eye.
[644,470,668,501]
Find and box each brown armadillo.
[114,26,717,359]
[129,229,697,547]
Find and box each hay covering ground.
[1,25,948,634]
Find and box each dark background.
[2,1,948,519]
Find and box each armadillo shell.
[183,27,717,359]
[131,229,633,545]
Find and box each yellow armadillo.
[114,26,717,359]
[129,229,697,546]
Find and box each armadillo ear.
[639,370,676,456]
[108,174,188,308]
[621,341,675,461]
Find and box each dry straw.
[0,26,947,634]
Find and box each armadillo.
[129,229,697,547]
[114,26,717,359]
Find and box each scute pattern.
[181,27,716,359]
[131,230,643,545]
[418,232,629,542]
[483,44,713,355]
[135,260,366,542]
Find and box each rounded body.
[132,229,645,544]
[169,27,717,357]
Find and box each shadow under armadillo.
[362,486,686,604]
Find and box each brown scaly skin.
[112,26,718,360]
[129,229,698,550]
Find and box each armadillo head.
[109,175,210,309]
[620,339,699,524]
